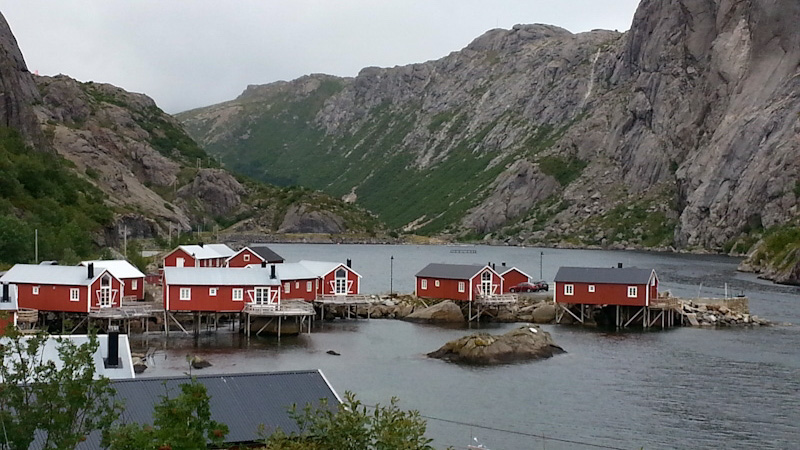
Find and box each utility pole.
[34,229,38,263]
[123,225,128,258]
[540,251,543,280]
[390,255,394,297]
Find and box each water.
[133,245,800,449]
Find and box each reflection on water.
[133,245,800,449]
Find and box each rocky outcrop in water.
[428,326,564,365]
[404,300,465,324]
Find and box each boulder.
[404,300,464,323]
[394,303,415,318]
[531,304,556,323]
[189,356,212,370]
[427,326,565,365]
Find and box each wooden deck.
[89,303,163,319]
[314,294,372,305]
[244,300,315,317]
[475,293,518,305]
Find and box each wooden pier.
[467,293,518,323]
[243,300,315,340]
[555,297,682,329]
[314,294,372,320]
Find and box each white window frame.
[131,279,138,290]
[243,253,250,262]
[232,288,243,301]
[458,281,465,293]
[295,281,299,289]
[588,285,595,293]
[179,288,191,301]
[628,286,638,298]
[209,287,218,296]
[33,286,39,295]
[564,284,574,296]
[70,288,80,302]
[435,280,440,287]
[306,281,312,292]
[284,282,290,294]
[421,279,428,290]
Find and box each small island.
[427,326,565,365]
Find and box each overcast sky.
[2,1,641,114]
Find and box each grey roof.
[415,263,488,280]
[0,264,112,286]
[177,244,235,260]
[163,267,280,286]
[249,245,285,263]
[80,260,145,279]
[298,260,362,278]
[70,370,340,449]
[553,267,655,285]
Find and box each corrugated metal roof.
[178,244,235,260]
[298,260,362,278]
[415,263,487,280]
[163,267,280,286]
[249,245,285,262]
[69,370,340,450]
[0,264,111,286]
[80,260,145,280]
[0,283,18,311]
[553,267,655,284]
[499,266,534,280]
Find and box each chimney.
[502,262,506,267]
[492,263,496,270]
[617,263,623,269]
[270,264,276,279]
[346,259,352,268]
[261,261,267,268]
[105,328,121,369]
[198,242,204,247]
[87,263,94,279]
[1,283,9,303]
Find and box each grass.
[537,156,588,186]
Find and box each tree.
[262,392,434,450]
[0,329,120,449]
[102,378,229,450]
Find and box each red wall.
[0,312,15,335]
[16,273,123,313]
[227,249,260,268]
[123,276,145,300]
[89,274,125,309]
[555,282,650,307]
[501,270,530,293]
[416,277,470,301]
[163,248,196,268]
[280,278,318,301]
[165,284,254,312]
[470,269,503,300]
[319,266,360,295]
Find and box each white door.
[254,287,269,305]
[481,271,493,297]
[99,275,112,307]
[334,268,347,295]
[176,257,184,268]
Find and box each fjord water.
[136,245,800,449]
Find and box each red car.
[509,282,538,293]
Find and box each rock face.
[181,1,800,252]
[427,326,565,365]
[404,300,465,323]
[0,13,43,147]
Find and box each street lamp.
[390,256,394,297]
[540,251,543,280]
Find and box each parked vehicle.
[509,282,538,293]
[533,280,549,291]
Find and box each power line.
[363,404,630,450]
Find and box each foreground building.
[80,260,146,301]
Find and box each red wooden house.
[415,263,503,301]
[297,260,361,296]
[163,266,281,312]
[0,264,124,313]
[500,267,533,293]
[275,263,319,301]
[553,266,658,307]
[163,244,235,268]
[226,245,285,268]
[81,260,146,301]
[0,282,18,335]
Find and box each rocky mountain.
[179,0,799,257]
[0,12,380,265]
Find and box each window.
[232,288,243,301]
[244,253,250,262]
[564,284,574,296]
[284,282,290,294]
[209,287,218,296]
[628,286,638,298]
[70,288,80,302]
[180,288,191,300]
[306,281,312,292]
[33,286,39,295]
[588,285,595,293]
[131,279,138,290]
[421,279,428,290]
[295,281,299,289]
[435,280,440,287]
[458,281,465,293]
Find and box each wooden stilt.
[277,317,282,341]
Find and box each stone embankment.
[365,293,555,324]
[427,326,565,365]
[679,300,770,327]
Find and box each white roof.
[0,283,18,311]
[0,264,112,286]
[0,334,135,380]
[500,266,534,280]
[81,260,145,279]
[298,260,362,278]
[177,244,235,260]
[163,267,280,286]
